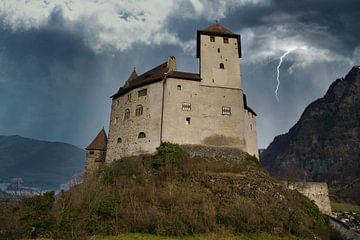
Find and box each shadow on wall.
[201,134,245,148]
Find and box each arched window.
[138,132,146,139]
[177,85,181,90]
[135,105,143,116]
[219,63,224,69]
[124,108,130,120]
[117,137,122,143]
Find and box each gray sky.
[0,0,359,148]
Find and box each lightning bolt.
[275,49,296,101]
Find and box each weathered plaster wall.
[199,35,241,89]
[162,79,246,149]
[284,181,332,215]
[106,81,163,162]
[244,109,258,157]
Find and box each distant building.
[86,22,258,173]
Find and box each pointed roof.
[86,128,107,151]
[200,22,237,36]
[127,68,138,82]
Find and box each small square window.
[127,93,131,101]
[210,36,215,42]
[138,89,147,97]
[223,37,229,44]
[182,102,191,111]
[186,117,191,125]
[222,106,231,115]
[89,151,94,155]
[177,85,181,90]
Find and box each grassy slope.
[93,233,307,240]
[331,202,360,212]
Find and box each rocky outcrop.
[261,66,360,204]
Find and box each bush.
[153,142,188,169]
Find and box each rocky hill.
[0,135,85,190]
[261,66,360,204]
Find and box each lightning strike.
[275,49,296,101]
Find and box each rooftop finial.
[133,66,136,72]
[215,19,218,24]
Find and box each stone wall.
[284,181,332,215]
[106,81,164,162]
[181,144,247,160]
[85,150,105,176]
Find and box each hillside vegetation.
[0,143,342,239]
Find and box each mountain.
[0,135,85,190]
[261,66,360,204]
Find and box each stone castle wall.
[105,81,164,163]
[85,150,105,175]
[284,181,332,215]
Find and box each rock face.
[261,66,360,204]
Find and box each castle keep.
[86,23,258,173]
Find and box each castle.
[85,22,258,174]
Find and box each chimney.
[167,56,176,72]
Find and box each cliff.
[261,66,360,204]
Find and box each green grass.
[331,202,360,212]
[93,233,308,240]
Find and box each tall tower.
[197,22,242,89]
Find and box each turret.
[197,22,242,89]
[85,128,107,176]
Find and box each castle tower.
[197,22,242,89]
[85,128,107,176]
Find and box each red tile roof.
[86,128,107,150]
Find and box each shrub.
[153,142,188,169]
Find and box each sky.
[0,0,359,149]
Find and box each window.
[223,37,229,43]
[182,102,191,111]
[127,93,131,101]
[124,108,130,120]
[135,105,144,116]
[138,132,146,138]
[222,106,231,115]
[117,137,122,143]
[114,117,118,124]
[217,48,220,53]
[186,117,191,125]
[219,63,224,69]
[138,88,147,97]
[89,151,94,155]
[177,85,182,90]
[210,36,215,42]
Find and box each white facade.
[105,23,258,162]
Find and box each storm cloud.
[0,0,359,148]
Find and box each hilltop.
[261,66,360,204]
[0,135,85,190]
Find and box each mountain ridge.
[261,66,360,204]
[0,134,85,190]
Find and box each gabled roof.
[197,22,241,58]
[86,128,107,151]
[111,62,201,99]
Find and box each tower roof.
[200,22,238,36]
[196,22,241,58]
[127,68,138,82]
[86,128,107,151]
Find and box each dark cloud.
[0,1,359,149]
